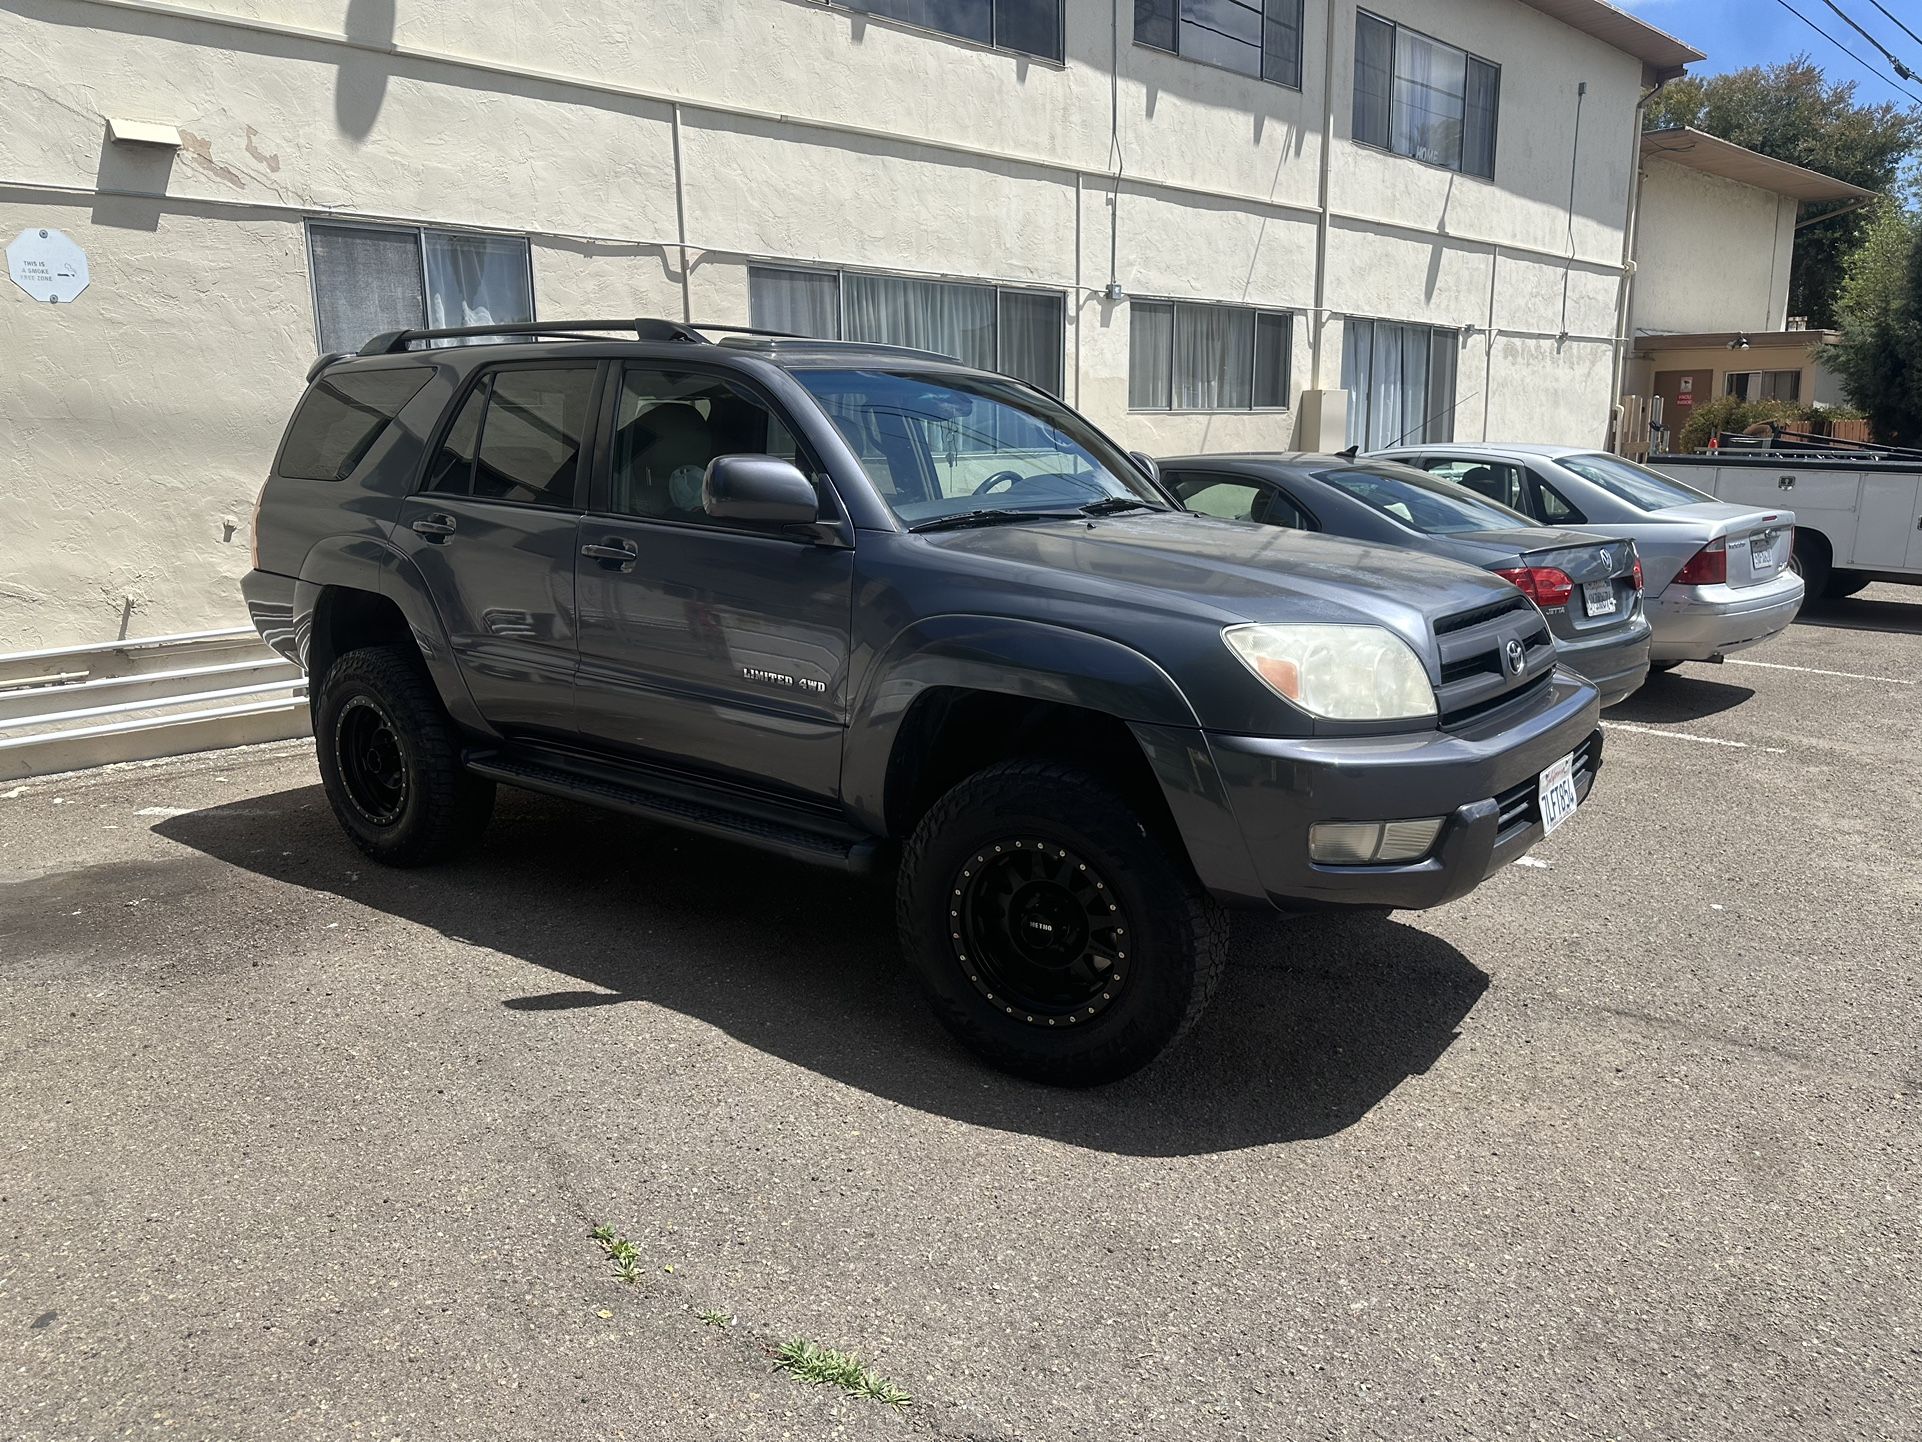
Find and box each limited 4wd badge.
[742,665,827,694]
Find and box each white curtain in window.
[750,266,842,338]
[423,231,532,341]
[1130,301,1175,409]
[309,224,424,354]
[1340,318,1373,447]
[1393,29,1465,169]
[845,272,996,370]
[1366,322,1404,448]
[1175,304,1254,409]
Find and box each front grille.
[1494,732,1601,842]
[1432,595,1555,729]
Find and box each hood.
[917,512,1520,636]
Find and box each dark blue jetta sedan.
[1160,453,1651,706]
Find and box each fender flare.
[296,535,494,737]
[840,614,1201,832]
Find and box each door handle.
[581,540,639,571]
[411,514,457,539]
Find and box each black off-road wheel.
[896,760,1228,1086]
[313,644,494,867]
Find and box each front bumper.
[1195,671,1602,911]
[1649,571,1804,662]
[1553,616,1652,707]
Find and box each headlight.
[1222,623,1437,722]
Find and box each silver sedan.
[1369,444,1805,668]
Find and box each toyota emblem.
[1503,639,1527,676]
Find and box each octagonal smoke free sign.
[8,228,90,304]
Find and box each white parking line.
[1724,658,1913,685]
[1602,720,1788,754]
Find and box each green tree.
[1821,200,1922,444]
[1648,57,1921,326]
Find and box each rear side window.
[424,365,596,508]
[278,367,431,480]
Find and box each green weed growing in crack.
[696,1307,734,1328]
[590,1223,646,1285]
[772,1338,912,1409]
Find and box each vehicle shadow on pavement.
[1606,673,1755,724]
[1791,592,1922,635]
[156,786,1490,1157]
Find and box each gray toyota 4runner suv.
[246,319,1604,1085]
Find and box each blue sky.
[1621,0,1922,111]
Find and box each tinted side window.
[279,367,431,481]
[472,366,596,508]
[609,369,807,528]
[1531,474,1585,525]
[1175,476,1262,521]
[424,381,487,496]
[1423,457,1527,514]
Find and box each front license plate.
[1582,580,1617,617]
[1538,753,1579,837]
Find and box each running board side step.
[464,753,881,875]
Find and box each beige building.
[1624,126,1871,432]
[4,0,1701,651]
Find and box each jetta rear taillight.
[1493,566,1576,608]
[1633,554,1645,591]
[1672,538,1728,586]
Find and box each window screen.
[1135,0,1304,88]
[1130,300,1292,411]
[836,0,1061,60]
[748,265,1067,393]
[308,223,533,354]
[310,225,424,357]
[278,366,432,481]
[1353,12,1498,179]
[1341,319,1460,448]
[468,367,596,507]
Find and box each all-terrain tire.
[896,760,1228,1086]
[313,644,494,867]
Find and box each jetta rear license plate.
[1582,580,1617,617]
[1538,752,1579,837]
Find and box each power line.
[1814,0,1916,80]
[1865,0,1922,53]
[1768,0,1922,106]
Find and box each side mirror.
[1130,451,1161,486]
[703,455,820,526]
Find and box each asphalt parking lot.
[3,586,1918,1442]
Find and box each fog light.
[1309,818,1444,865]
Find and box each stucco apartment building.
[3,0,1701,651]
[1624,126,1873,428]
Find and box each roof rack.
[355,319,801,356]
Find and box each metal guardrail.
[0,627,309,781]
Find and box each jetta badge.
[1504,639,1527,676]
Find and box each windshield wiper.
[1078,497,1160,517]
[907,508,1081,533]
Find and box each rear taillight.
[1672,538,1728,587]
[1493,566,1575,608]
[1633,555,1645,592]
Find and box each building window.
[1135,0,1304,88]
[307,222,534,354]
[1128,300,1292,411]
[1353,12,1499,179]
[1725,370,1802,403]
[1341,319,1459,448]
[749,265,1066,396]
[832,1,1062,61]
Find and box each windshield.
[1313,463,1534,535]
[1558,453,1715,512]
[792,369,1166,526]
